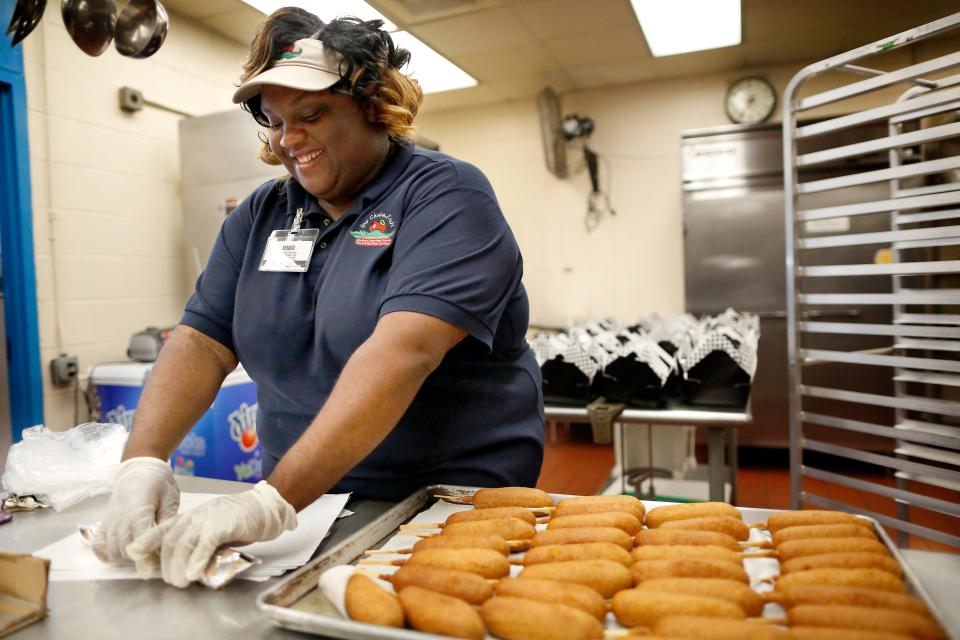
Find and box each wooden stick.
[433,494,473,505]
[741,540,773,548]
[363,547,412,555]
[398,523,443,530]
[742,550,776,558]
[358,558,403,567]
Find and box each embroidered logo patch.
[351,211,396,247]
[279,45,302,60]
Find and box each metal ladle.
[7,0,47,46]
[61,0,118,57]
[115,0,167,59]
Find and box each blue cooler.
[91,363,262,483]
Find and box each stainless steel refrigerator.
[179,109,287,287]
[682,122,892,447]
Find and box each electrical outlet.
[50,353,79,385]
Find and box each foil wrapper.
[2,493,50,511]
[79,524,260,588]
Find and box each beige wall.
[25,5,248,430]
[415,40,954,330]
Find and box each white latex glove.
[126,480,297,588]
[91,457,179,565]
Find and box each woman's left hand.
[125,481,297,588]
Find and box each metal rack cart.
[785,13,960,547]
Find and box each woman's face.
[260,85,390,217]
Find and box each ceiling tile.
[371,0,520,26]
[511,0,636,40]
[744,28,845,68]
[652,47,749,79]
[201,6,265,45]
[565,60,658,91]
[483,71,577,101]
[419,84,507,113]
[162,0,249,20]
[455,41,561,81]
[408,6,536,57]
[541,26,648,69]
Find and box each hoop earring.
[257,131,269,145]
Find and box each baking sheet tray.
[256,484,954,640]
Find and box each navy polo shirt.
[181,143,544,500]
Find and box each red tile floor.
[536,423,959,553]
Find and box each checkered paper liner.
[679,310,760,379]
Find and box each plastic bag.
[1,422,129,511]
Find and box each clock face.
[725,77,777,124]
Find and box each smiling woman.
[91,8,545,589]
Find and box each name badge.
[259,229,320,272]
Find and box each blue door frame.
[1,0,46,439]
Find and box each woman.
[91,9,544,588]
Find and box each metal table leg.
[728,425,738,505]
[708,426,725,502]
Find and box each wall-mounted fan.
[538,87,569,179]
[537,87,615,231]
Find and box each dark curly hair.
[240,9,423,165]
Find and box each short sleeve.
[180,189,259,353]
[378,163,521,350]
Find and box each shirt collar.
[284,142,415,222]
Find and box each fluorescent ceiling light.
[239,0,476,94]
[630,0,741,57]
[391,31,477,94]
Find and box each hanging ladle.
[61,0,118,56]
[115,0,167,59]
[7,0,47,46]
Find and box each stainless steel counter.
[2,476,956,638]
[0,476,393,640]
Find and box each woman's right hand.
[91,457,180,565]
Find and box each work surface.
[1,477,958,639]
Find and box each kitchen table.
[545,401,751,503]
[0,476,393,640]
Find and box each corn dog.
[612,589,746,627]
[364,533,512,556]
[531,527,634,550]
[385,565,493,605]
[775,538,890,562]
[362,548,510,578]
[770,524,877,547]
[764,511,872,534]
[445,506,539,525]
[768,584,929,616]
[398,585,486,640]
[553,495,646,520]
[637,577,765,616]
[521,542,633,568]
[440,517,537,540]
[659,515,751,541]
[631,558,749,584]
[547,512,642,536]
[518,559,633,598]
[480,595,604,640]
[786,604,946,640]
[780,552,903,577]
[645,502,742,528]
[654,615,790,639]
[438,487,553,509]
[344,574,404,628]
[494,577,607,620]
[788,627,917,640]
[630,543,763,563]
[774,568,906,593]
[407,548,510,578]
[635,528,742,551]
